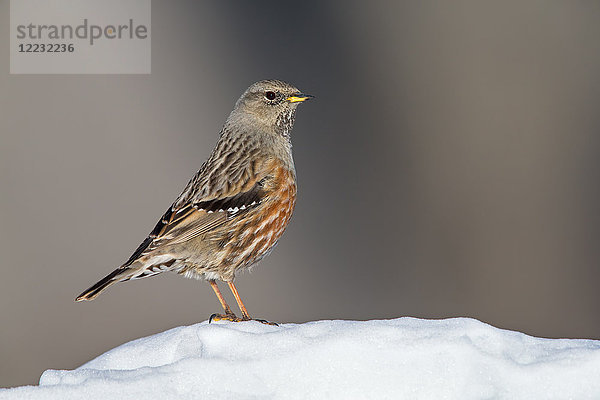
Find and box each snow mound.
[2,318,600,399]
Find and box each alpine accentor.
[76,79,312,324]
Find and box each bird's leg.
[208,280,240,323]
[227,281,251,320]
[227,281,278,326]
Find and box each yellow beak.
[286,93,314,103]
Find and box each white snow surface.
[2,317,600,399]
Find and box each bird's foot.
[209,312,242,323]
[209,313,278,326]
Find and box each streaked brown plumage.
[75,80,311,324]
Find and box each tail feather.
[77,235,157,302]
[75,267,132,302]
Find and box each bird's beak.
[286,93,314,103]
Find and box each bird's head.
[230,79,313,137]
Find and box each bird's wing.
[154,180,266,247]
[122,157,272,267]
[75,158,273,300]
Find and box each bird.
[75,79,312,324]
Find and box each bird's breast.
[223,164,297,269]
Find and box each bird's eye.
[265,91,277,101]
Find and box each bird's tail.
[75,266,132,302]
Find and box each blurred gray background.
[1,0,600,387]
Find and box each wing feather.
[123,157,272,266]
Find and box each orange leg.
[209,280,235,317]
[227,281,251,320]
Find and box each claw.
[209,312,241,323]
[208,313,278,326]
[253,318,279,326]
